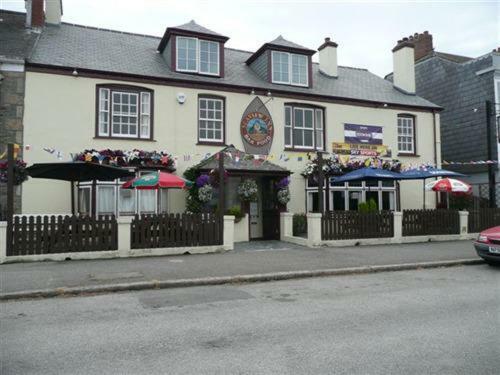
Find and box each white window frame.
[98,88,110,136]
[78,170,167,217]
[271,51,308,87]
[284,105,324,150]
[198,97,224,143]
[111,91,139,138]
[98,86,152,140]
[140,92,151,139]
[305,180,396,212]
[176,36,220,76]
[176,36,198,73]
[397,115,415,154]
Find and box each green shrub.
[368,198,378,211]
[293,213,307,236]
[226,205,244,223]
[358,198,378,213]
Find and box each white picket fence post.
[307,213,322,247]
[459,211,469,235]
[223,215,235,251]
[280,212,293,240]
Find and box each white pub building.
[17,1,442,240]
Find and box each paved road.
[1,240,478,294]
[1,265,499,374]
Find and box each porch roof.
[194,145,291,176]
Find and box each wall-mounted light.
[176,92,187,104]
[383,103,388,107]
[250,89,255,95]
[472,108,479,113]
[72,69,78,76]
[266,90,272,97]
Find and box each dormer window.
[158,20,228,78]
[176,36,220,75]
[272,51,308,86]
[246,36,315,88]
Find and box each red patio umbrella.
[122,171,192,190]
[425,178,472,194]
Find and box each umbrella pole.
[423,178,426,209]
[71,181,75,215]
[91,180,97,218]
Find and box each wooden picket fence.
[402,209,459,236]
[131,213,221,249]
[468,208,500,233]
[8,215,118,256]
[321,211,394,240]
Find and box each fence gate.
[131,213,221,249]
[8,215,118,256]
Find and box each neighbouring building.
[0,7,41,216]
[386,32,500,204]
[2,1,443,240]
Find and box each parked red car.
[474,226,500,266]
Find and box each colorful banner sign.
[344,124,383,145]
[332,142,392,158]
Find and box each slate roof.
[26,21,440,109]
[0,10,39,61]
[267,35,313,52]
[170,20,226,38]
[194,145,290,174]
[414,51,474,65]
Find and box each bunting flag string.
[10,143,500,170]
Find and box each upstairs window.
[285,105,324,150]
[198,95,225,144]
[397,115,416,154]
[272,51,308,86]
[97,85,153,140]
[176,36,219,75]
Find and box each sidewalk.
[0,240,481,299]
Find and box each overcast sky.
[1,0,498,76]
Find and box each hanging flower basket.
[277,187,291,205]
[238,179,258,202]
[198,184,214,203]
[0,160,28,185]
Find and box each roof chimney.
[46,0,62,25]
[318,37,338,78]
[392,38,415,94]
[26,0,44,29]
[410,31,433,61]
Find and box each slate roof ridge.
[170,19,225,37]
[57,21,162,40]
[268,34,314,51]
[460,50,496,65]
[0,8,25,15]
[224,46,254,54]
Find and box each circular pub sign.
[241,112,274,147]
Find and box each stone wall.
[0,70,25,215]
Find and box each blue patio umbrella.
[331,167,403,183]
[399,168,466,208]
[399,168,465,180]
